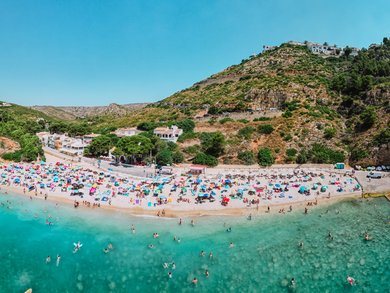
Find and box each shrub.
[193,152,218,167]
[238,126,255,139]
[258,124,274,134]
[219,117,234,124]
[286,148,298,157]
[350,148,368,162]
[296,150,308,164]
[257,148,274,166]
[282,110,293,118]
[183,145,200,155]
[324,127,337,139]
[177,131,198,142]
[238,151,255,165]
[374,127,390,145]
[308,144,345,164]
[283,134,293,141]
[356,106,377,131]
[253,117,272,122]
[237,119,249,124]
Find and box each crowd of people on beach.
[0,161,363,212]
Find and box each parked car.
[367,172,382,179]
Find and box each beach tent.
[299,186,307,194]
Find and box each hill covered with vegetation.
[2,38,389,167]
[0,103,50,161]
[86,38,389,167]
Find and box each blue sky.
[0,0,389,106]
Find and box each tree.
[116,135,153,156]
[175,119,195,133]
[200,132,225,157]
[344,46,352,58]
[172,151,184,163]
[156,149,173,166]
[193,152,218,167]
[137,122,158,131]
[257,148,274,166]
[85,135,115,157]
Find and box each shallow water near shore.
[0,192,389,292]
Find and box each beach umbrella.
[159,195,167,199]
[299,186,306,193]
[222,197,230,203]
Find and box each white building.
[113,127,140,137]
[153,125,183,143]
[263,45,277,52]
[306,42,338,56]
[82,133,100,144]
[287,40,305,46]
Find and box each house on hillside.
[82,133,100,144]
[263,45,277,52]
[306,42,339,56]
[113,127,140,137]
[287,41,305,46]
[153,125,183,143]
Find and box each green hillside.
[88,38,389,166]
[0,103,52,161]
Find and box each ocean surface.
[0,192,389,293]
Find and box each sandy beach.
[2,155,387,218]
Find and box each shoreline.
[0,183,366,218]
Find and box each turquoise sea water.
[0,192,389,293]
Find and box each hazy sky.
[0,0,389,106]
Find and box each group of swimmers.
[45,255,61,267]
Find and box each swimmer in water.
[347,275,355,285]
[103,248,109,254]
[200,250,205,257]
[179,218,182,225]
[229,242,235,248]
[192,277,198,285]
[163,263,169,269]
[177,238,181,243]
[191,219,194,227]
[299,241,304,248]
[131,224,135,234]
[290,278,296,287]
[248,214,252,220]
[172,262,176,270]
[328,232,333,240]
[108,243,113,250]
[205,270,209,278]
[56,255,61,266]
[226,227,232,232]
[148,244,154,249]
[364,232,370,241]
[168,272,172,279]
[46,255,51,263]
